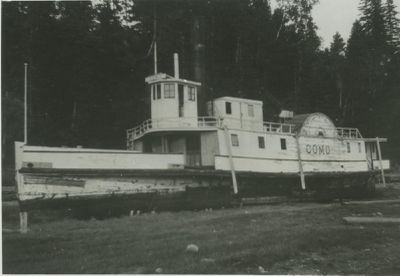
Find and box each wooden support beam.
[223,126,238,194]
[376,137,386,187]
[19,212,28,234]
[363,137,387,142]
[295,134,306,190]
[343,216,400,224]
[342,199,400,205]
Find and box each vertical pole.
[24,63,28,144]
[223,126,238,194]
[20,211,28,234]
[174,53,179,78]
[376,137,386,187]
[153,8,158,75]
[239,102,243,129]
[295,134,306,190]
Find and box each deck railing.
[127,117,222,141]
[263,122,295,134]
[126,117,363,149]
[300,125,363,139]
[336,127,363,139]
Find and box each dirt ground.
[2,183,400,274]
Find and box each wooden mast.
[153,7,158,74]
[24,63,28,144]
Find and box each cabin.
[207,97,264,131]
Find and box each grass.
[2,198,400,274]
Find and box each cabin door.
[365,143,375,170]
[186,134,201,167]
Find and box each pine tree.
[276,0,321,112]
[330,32,346,56]
[383,0,400,49]
[344,20,369,128]
[329,33,346,120]
[345,0,398,137]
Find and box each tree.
[383,0,400,49]
[330,32,346,56]
[275,0,321,112]
[330,33,346,119]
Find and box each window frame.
[156,84,161,99]
[280,138,287,150]
[231,134,239,147]
[248,104,254,117]
[258,136,265,149]
[347,142,351,153]
[188,86,196,101]
[226,102,232,115]
[164,83,175,98]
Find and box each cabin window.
[347,142,351,153]
[280,138,287,150]
[156,84,161,99]
[258,136,265,149]
[188,87,196,101]
[164,83,175,98]
[226,102,232,114]
[248,104,254,117]
[358,142,362,153]
[231,134,239,147]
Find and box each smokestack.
[174,53,179,79]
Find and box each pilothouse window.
[188,87,196,101]
[164,83,175,98]
[156,84,161,99]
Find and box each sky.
[271,0,400,48]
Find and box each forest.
[2,0,400,170]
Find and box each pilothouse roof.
[145,73,201,86]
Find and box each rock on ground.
[186,244,199,253]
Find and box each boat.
[15,54,390,211]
